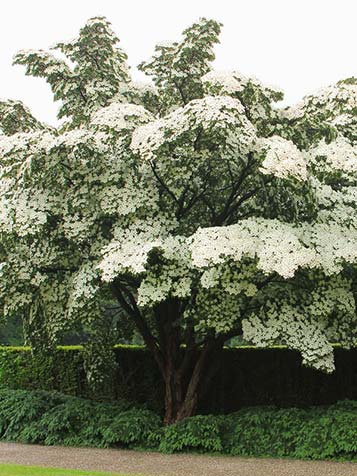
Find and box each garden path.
[0,442,356,476]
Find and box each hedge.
[0,388,356,460]
[0,345,356,414]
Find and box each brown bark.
[111,285,224,424]
[157,301,224,423]
[163,341,216,425]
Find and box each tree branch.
[150,161,178,203]
[212,153,256,225]
[110,280,165,374]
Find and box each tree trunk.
[162,341,214,425]
[110,284,224,424]
[163,368,199,424]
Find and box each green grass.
[0,463,144,476]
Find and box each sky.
[1,0,356,126]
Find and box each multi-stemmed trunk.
[162,339,216,424]
[154,299,221,424]
[111,283,224,424]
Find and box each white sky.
[1,0,356,126]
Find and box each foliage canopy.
[0,16,356,421]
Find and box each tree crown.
[0,16,356,372]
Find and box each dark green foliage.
[0,345,356,414]
[292,401,357,460]
[0,388,158,449]
[21,398,139,447]
[158,404,357,460]
[0,348,84,397]
[101,408,161,447]
[219,407,313,457]
[0,345,354,461]
[23,398,104,446]
[0,389,66,440]
[206,346,357,413]
[0,316,23,346]
[0,388,355,460]
[0,346,163,410]
[159,415,222,453]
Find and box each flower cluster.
[0,15,355,374]
[308,137,356,182]
[131,95,256,159]
[259,136,308,181]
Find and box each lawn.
[0,464,143,476]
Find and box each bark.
[151,298,222,424]
[162,339,220,425]
[111,284,224,424]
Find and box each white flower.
[259,136,308,181]
[131,95,256,159]
[91,102,153,132]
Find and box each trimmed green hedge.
[0,345,356,414]
[0,388,356,460]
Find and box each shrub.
[0,387,355,460]
[21,397,142,447]
[0,388,159,449]
[293,401,357,460]
[0,388,66,440]
[220,407,312,457]
[21,397,102,446]
[101,408,161,447]
[158,403,357,460]
[159,414,222,453]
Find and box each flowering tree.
[0,17,356,423]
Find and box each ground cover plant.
[0,388,355,461]
[0,16,356,424]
